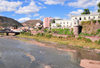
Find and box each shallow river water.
[0,38,83,68]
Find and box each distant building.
[71,13,99,21]
[51,19,72,29]
[34,22,43,29]
[43,17,54,28]
[51,13,100,29]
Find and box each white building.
[51,13,100,29]
[51,19,72,29]
[71,13,100,21]
[51,19,79,29]
[34,22,43,29]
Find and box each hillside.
[0,16,23,28]
[22,20,43,27]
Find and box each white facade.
[51,13,100,29]
[58,19,71,28]
[51,19,79,29]
[71,13,100,22]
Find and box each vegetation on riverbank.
[79,29,100,37]
[44,28,73,35]
[17,32,100,49]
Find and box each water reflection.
[67,51,81,64]
[0,38,82,68]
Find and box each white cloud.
[41,0,66,5]
[54,16,61,19]
[18,17,31,22]
[67,9,83,17]
[70,9,83,15]
[36,16,44,20]
[16,1,41,14]
[0,0,22,12]
[33,13,40,17]
[68,0,99,8]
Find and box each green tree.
[98,2,100,13]
[97,2,100,18]
[81,9,90,15]
[52,19,55,23]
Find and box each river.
[0,38,83,68]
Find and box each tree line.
[81,2,100,15]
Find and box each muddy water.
[0,38,83,68]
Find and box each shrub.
[77,36,92,42]
[92,20,96,24]
[81,21,91,25]
[21,32,31,36]
[77,36,82,40]
[58,36,63,39]
[44,29,48,32]
[85,38,92,43]
[95,40,100,45]
[98,20,100,24]
[45,34,52,38]
[96,29,100,35]
[79,33,93,36]
[51,28,73,35]
[36,33,44,36]
[81,21,85,25]
[97,29,100,33]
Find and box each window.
[94,17,95,19]
[98,16,100,18]
[79,17,81,20]
[84,17,86,20]
[88,17,90,19]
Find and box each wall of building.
[43,17,54,28]
[45,13,100,35]
[71,13,100,22]
[51,19,72,29]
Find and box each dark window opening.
[79,17,81,20]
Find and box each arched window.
[88,16,90,19]
[84,17,86,20]
[79,17,81,20]
[67,22,68,24]
[75,18,77,19]
[94,17,95,19]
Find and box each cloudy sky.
[0,0,99,22]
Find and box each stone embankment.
[84,36,100,42]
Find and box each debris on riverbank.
[80,59,100,68]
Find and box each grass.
[98,20,100,24]
[81,21,91,25]
[79,33,93,36]
[51,28,73,35]
[17,33,100,49]
[0,33,6,35]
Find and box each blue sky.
[0,0,99,22]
